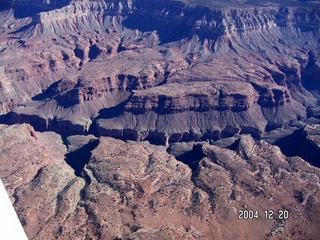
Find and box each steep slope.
[1,1,320,239]
[0,0,319,142]
[0,124,319,239]
[1,2,320,238]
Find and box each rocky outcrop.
[299,124,320,167]
[0,124,68,193]
[0,123,84,240]
[268,124,320,167]
[275,6,320,29]
[0,1,320,239]
[0,0,319,141]
[124,81,256,114]
[95,108,267,145]
[1,124,320,239]
[21,0,320,42]
[56,72,166,105]
[192,135,320,239]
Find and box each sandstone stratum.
[0,0,320,239]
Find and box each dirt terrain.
[0,0,320,239]
[1,124,319,239]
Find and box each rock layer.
[0,0,319,142]
[0,124,320,239]
[1,1,320,239]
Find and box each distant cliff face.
[1,124,320,239]
[1,1,320,239]
[0,0,319,141]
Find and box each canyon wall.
[0,0,319,140]
[1,123,319,239]
[1,1,320,239]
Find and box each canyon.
[0,0,320,239]
[1,123,320,239]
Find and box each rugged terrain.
[1,123,320,239]
[0,0,320,239]
[0,0,319,141]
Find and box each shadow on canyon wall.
[65,139,100,176]
[2,0,71,18]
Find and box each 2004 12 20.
[238,209,289,220]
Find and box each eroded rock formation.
[0,0,319,141]
[1,124,320,239]
[1,1,320,239]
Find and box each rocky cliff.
[0,0,319,141]
[1,124,320,239]
[1,1,320,239]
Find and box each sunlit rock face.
[0,0,319,141]
[1,1,320,239]
[0,124,320,239]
